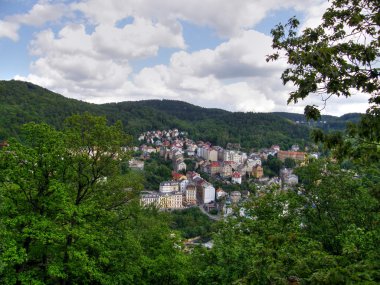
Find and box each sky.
[0,0,370,116]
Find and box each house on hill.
[277,150,306,162]
[231,171,242,184]
[252,165,264,179]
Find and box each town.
[133,129,320,218]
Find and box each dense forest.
[0,80,360,149]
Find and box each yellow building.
[252,165,264,178]
[277,151,306,162]
[159,192,183,209]
[185,184,197,205]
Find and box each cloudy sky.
[0,0,370,115]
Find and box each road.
[198,204,222,221]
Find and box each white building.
[197,145,218,162]
[246,158,261,168]
[197,182,215,204]
[159,181,179,193]
[179,179,189,192]
[231,172,242,184]
[223,150,247,164]
[129,159,144,170]
[140,192,160,207]
[216,188,227,200]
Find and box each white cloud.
[92,17,185,60]
[0,20,20,41]
[128,30,283,112]
[9,2,68,27]
[0,1,69,41]
[6,0,370,116]
[71,0,325,37]
[299,1,330,31]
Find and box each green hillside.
[274,112,362,131]
[0,80,358,149]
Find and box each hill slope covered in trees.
[0,80,360,148]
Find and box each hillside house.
[252,165,264,179]
[231,171,242,184]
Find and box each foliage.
[284,157,296,168]
[0,116,192,284]
[268,0,379,121]
[268,0,380,165]
[1,80,314,149]
[170,207,214,239]
[191,161,380,284]
[274,112,362,132]
[142,153,172,190]
[262,155,284,177]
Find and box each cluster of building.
[138,129,315,212]
[140,170,255,215]
[140,171,215,209]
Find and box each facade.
[159,181,180,193]
[185,183,197,205]
[246,157,261,168]
[159,192,183,209]
[175,160,187,172]
[277,151,306,162]
[179,179,189,192]
[129,159,144,171]
[196,182,215,204]
[208,149,218,162]
[223,150,247,164]
[140,191,160,207]
[284,174,298,186]
[231,171,242,184]
[280,168,299,188]
[220,163,233,178]
[216,188,227,200]
[230,191,242,204]
[140,191,183,209]
[252,165,264,179]
[291,144,300,151]
[209,161,221,176]
[237,164,249,176]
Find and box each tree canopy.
[268,0,379,120]
[268,0,380,164]
[0,114,191,284]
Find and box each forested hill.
[0,80,359,149]
[274,112,362,131]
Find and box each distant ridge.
[0,80,361,149]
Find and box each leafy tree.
[193,161,380,284]
[170,207,214,239]
[268,0,380,168]
[267,0,379,121]
[284,157,296,169]
[263,155,284,176]
[0,115,192,284]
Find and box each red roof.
[210,161,220,167]
[172,172,183,180]
[232,172,241,178]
